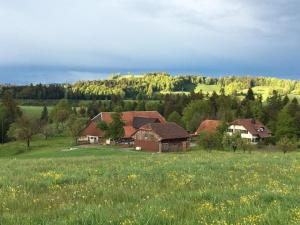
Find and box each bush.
[277,137,298,154]
[198,132,222,151]
[222,132,252,153]
[262,137,276,146]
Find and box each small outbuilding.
[132,122,190,152]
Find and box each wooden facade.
[133,124,190,152]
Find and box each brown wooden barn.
[132,122,190,152]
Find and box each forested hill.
[1,73,300,100]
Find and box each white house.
[227,119,272,144]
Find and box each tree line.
[1,73,300,100]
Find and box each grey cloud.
[0,0,299,80]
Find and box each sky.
[0,0,299,84]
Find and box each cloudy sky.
[0,0,299,83]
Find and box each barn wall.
[133,130,160,152]
[161,139,190,152]
[133,130,190,152]
[134,140,159,152]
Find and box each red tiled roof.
[196,120,221,134]
[81,121,104,137]
[124,126,137,138]
[230,119,272,138]
[86,111,166,138]
[93,111,165,125]
[139,122,189,140]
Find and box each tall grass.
[0,139,300,224]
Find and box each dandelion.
[40,171,63,180]
[127,174,138,181]
[121,218,135,225]
[291,208,300,224]
[239,214,263,225]
[159,208,175,219]
[239,193,258,205]
[198,202,215,213]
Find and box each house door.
[89,136,98,144]
[162,143,169,152]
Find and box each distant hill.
[1,73,300,101]
[71,73,300,100]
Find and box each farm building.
[79,111,166,144]
[132,122,190,152]
[227,119,272,144]
[195,120,221,135]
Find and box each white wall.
[227,125,259,143]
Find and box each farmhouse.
[132,122,190,152]
[227,119,272,144]
[195,120,221,135]
[79,111,166,144]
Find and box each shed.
[133,122,190,152]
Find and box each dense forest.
[1,73,300,100]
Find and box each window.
[258,127,265,132]
[239,130,248,134]
[228,129,233,133]
[233,129,247,134]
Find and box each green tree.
[146,85,153,97]
[198,132,222,151]
[167,111,184,127]
[97,112,125,142]
[0,91,22,143]
[40,123,56,140]
[67,116,87,145]
[275,107,298,139]
[145,101,160,111]
[250,98,264,121]
[263,90,285,132]
[78,105,87,117]
[40,105,49,122]
[222,132,245,152]
[1,90,22,123]
[135,101,145,111]
[0,106,7,144]
[8,116,39,149]
[182,100,211,131]
[50,99,72,131]
[277,137,298,154]
[245,88,255,101]
[87,101,100,118]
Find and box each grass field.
[0,137,300,225]
[194,84,221,94]
[20,106,54,119]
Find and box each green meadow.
[0,137,300,225]
[20,106,53,119]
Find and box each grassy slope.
[20,106,54,119]
[194,84,220,94]
[0,138,300,224]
